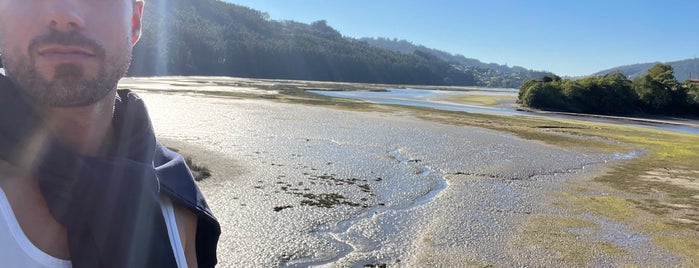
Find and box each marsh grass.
[643,221,699,262]
[410,108,630,153]
[509,215,628,265]
[442,95,516,106]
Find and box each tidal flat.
[121,76,699,267]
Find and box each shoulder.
[173,203,198,268]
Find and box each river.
[310,88,699,135]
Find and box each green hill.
[361,37,553,88]
[128,0,476,86]
[593,58,699,82]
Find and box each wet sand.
[138,91,679,267]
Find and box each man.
[0,0,219,267]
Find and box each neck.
[34,90,116,157]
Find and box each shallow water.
[311,88,525,116]
[311,88,699,135]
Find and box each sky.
[223,0,699,77]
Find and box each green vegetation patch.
[441,95,514,106]
[594,131,699,209]
[553,179,699,264]
[643,221,699,264]
[413,108,630,153]
[554,193,635,221]
[509,215,628,266]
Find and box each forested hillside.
[128,0,477,86]
[361,37,552,88]
[594,58,699,82]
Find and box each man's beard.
[1,30,131,107]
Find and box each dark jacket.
[0,74,220,267]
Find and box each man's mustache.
[28,30,106,59]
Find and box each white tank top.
[0,186,187,268]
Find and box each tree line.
[594,58,699,82]
[362,37,553,88]
[518,64,699,115]
[128,0,476,86]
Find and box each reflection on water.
[311,88,525,116]
[310,88,699,135]
[476,87,519,93]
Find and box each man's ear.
[131,1,145,45]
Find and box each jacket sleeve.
[154,143,221,268]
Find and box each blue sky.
[223,0,698,77]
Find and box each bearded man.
[0,0,220,267]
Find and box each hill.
[594,58,699,81]
[361,37,553,88]
[128,0,476,86]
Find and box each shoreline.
[121,76,699,135]
[517,107,699,129]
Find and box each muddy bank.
[140,91,680,267]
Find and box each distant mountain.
[128,0,476,86]
[594,58,699,81]
[361,37,518,72]
[360,37,553,88]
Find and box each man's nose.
[46,0,86,32]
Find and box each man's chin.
[6,54,125,107]
[14,75,112,107]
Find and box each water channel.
[310,88,699,135]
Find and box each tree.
[519,66,695,115]
[128,0,482,86]
[596,72,637,114]
[647,63,677,83]
[519,79,566,110]
[681,81,699,115]
[632,64,686,114]
[541,74,562,83]
[520,72,637,115]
